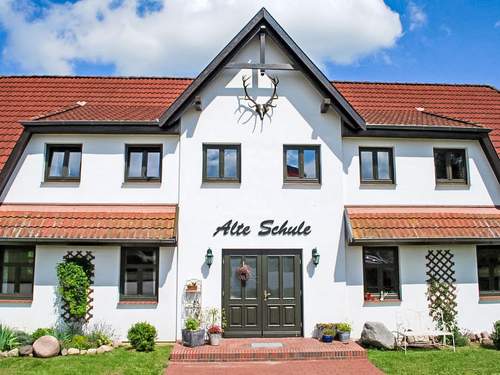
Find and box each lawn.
[368,345,500,375]
[0,345,171,375]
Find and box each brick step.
[170,338,367,362]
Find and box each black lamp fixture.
[312,248,320,266]
[205,248,214,267]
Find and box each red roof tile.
[0,204,177,242]
[346,206,500,242]
[360,109,480,128]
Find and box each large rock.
[7,348,19,357]
[33,335,60,358]
[19,345,33,356]
[96,345,113,354]
[360,321,395,349]
[67,348,80,355]
[87,348,97,355]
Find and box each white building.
[0,8,498,341]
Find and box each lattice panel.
[425,249,457,326]
[61,251,95,323]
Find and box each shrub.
[453,331,470,347]
[14,330,33,346]
[184,317,200,331]
[127,322,157,352]
[32,328,55,341]
[492,320,500,350]
[336,323,352,333]
[85,321,115,348]
[88,332,111,347]
[64,335,91,350]
[0,325,19,351]
[57,262,90,320]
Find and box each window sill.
[363,298,401,306]
[0,298,33,304]
[118,300,158,305]
[479,295,500,303]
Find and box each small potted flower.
[186,281,198,292]
[208,324,223,346]
[336,323,351,343]
[181,317,205,347]
[322,328,336,343]
[315,323,334,340]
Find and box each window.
[283,145,320,183]
[477,246,500,297]
[434,148,467,184]
[359,147,394,184]
[120,247,159,301]
[125,145,162,181]
[363,247,400,301]
[0,247,35,300]
[45,145,82,181]
[202,144,241,182]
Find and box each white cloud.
[495,20,500,28]
[0,0,402,76]
[408,1,426,31]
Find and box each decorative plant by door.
[242,75,279,120]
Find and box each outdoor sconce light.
[312,248,320,266]
[205,248,214,267]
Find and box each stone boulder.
[112,340,122,348]
[7,348,19,357]
[96,345,113,354]
[360,321,395,349]
[33,335,60,358]
[87,348,97,355]
[19,345,33,356]
[67,348,80,355]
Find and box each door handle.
[263,290,271,301]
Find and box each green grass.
[0,345,171,375]
[368,345,500,375]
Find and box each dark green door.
[222,249,302,338]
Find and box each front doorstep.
[170,337,366,362]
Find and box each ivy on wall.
[57,262,90,320]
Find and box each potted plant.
[181,317,205,347]
[208,324,223,346]
[315,323,335,340]
[186,281,198,292]
[322,328,336,343]
[336,323,351,343]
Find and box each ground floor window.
[477,246,500,296]
[120,247,159,301]
[363,247,400,301]
[0,247,35,299]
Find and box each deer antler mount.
[242,75,279,120]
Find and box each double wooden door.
[222,249,302,337]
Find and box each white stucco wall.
[1,134,179,204]
[0,245,178,341]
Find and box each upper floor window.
[363,247,400,301]
[120,247,159,301]
[433,148,467,184]
[45,145,82,181]
[284,145,321,183]
[0,247,35,300]
[359,147,394,184]
[125,145,162,182]
[477,246,500,297]
[203,144,241,182]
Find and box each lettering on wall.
[213,219,311,237]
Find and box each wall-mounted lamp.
[312,248,320,266]
[205,248,214,267]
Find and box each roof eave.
[349,237,500,246]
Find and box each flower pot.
[338,331,350,343]
[181,329,205,347]
[322,335,334,343]
[209,333,222,346]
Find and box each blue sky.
[0,0,498,86]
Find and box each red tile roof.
[0,204,177,242]
[346,206,500,243]
[359,109,480,128]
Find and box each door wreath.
[237,264,252,281]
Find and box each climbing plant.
[56,262,90,321]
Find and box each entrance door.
[222,249,302,337]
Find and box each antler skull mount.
[242,75,279,120]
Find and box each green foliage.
[85,322,114,348]
[426,279,457,331]
[453,331,470,347]
[127,322,157,352]
[14,330,33,346]
[0,325,19,351]
[87,332,111,348]
[64,335,91,350]
[336,323,352,333]
[56,262,90,320]
[323,328,336,336]
[31,328,55,341]
[492,320,500,350]
[184,317,200,331]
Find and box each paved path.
[166,359,384,374]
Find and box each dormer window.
[45,144,82,181]
[125,145,162,182]
[434,148,468,185]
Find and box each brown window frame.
[119,247,159,302]
[45,144,82,182]
[433,148,468,185]
[477,246,500,297]
[283,145,321,183]
[359,147,395,184]
[362,246,400,301]
[202,144,241,182]
[125,145,163,182]
[0,246,36,300]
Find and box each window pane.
[283,256,295,298]
[128,152,143,177]
[67,151,81,177]
[434,151,447,180]
[377,151,390,180]
[141,269,156,296]
[4,249,34,263]
[286,149,299,177]
[244,257,257,299]
[360,151,374,180]
[19,266,33,295]
[127,249,155,265]
[364,248,398,297]
[124,268,138,295]
[146,151,161,178]
[450,150,466,180]
[49,151,65,177]
[478,248,500,292]
[267,256,279,298]
[1,266,16,294]
[364,267,378,293]
[230,257,242,299]
[303,149,317,179]
[224,148,238,178]
[206,148,219,178]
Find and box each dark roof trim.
[22,122,177,134]
[0,130,31,199]
[348,238,500,246]
[0,238,177,246]
[158,7,365,130]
